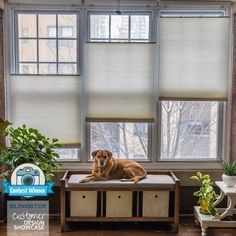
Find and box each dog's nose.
[100,160,104,166]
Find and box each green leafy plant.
[190,172,218,216]
[220,161,236,176]
[0,118,12,151]
[0,124,61,181]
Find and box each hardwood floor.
[0,217,236,236]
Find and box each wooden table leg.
[60,175,66,232]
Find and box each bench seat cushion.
[67,174,175,189]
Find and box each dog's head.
[92,150,113,169]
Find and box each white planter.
[222,174,236,187]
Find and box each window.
[157,10,228,161]
[15,12,78,74]
[160,101,220,160]
[90,122,149,160]
[8,7,229,164]
[89,12,150,42]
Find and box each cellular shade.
[159,17,230,100]
[9,75,80,144]
[84,43,155,121]
[84,0,157,6]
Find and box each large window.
[90,122,149,160]
[89,12,150,42]
[15,12,78,75]
[8,6,229,163]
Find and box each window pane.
[18,14,37,38]
[19,39,37,62]
[58,14,77,38]
[58,40,76,62]
[59,27,73,38]
[19,63,37,74]
[131,15,149,40]
[58,64,77,74]
[90,15,109,39]
[39,63,57,74]
[160,101,219,159]
[111,15,129,39]
[55,148,79,160]
[90,122,148,160]
[38,14,56,38]
[47,26,56,38]
[39,39,57,62]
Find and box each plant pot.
[222,174,236,187]
[199,200,209,215]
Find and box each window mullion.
[128,14,131,42]
[56,14,59,74]
[217,102,224,160]
[109,14,111,42]
[36,13,39,74]
[15,12,19,74]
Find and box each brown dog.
[80,150,147,184]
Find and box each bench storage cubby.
[61,171,180,232]
[142,191,169,217]
[106,191,133,217]
[70,191,97,217]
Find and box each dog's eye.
[104,156,107,158]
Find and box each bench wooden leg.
[61,179,66,232]
[173,179,180,232]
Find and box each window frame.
[87,11,153,42]
[13,9,80,75]
[155,9,229,163]
[85,10,154,163]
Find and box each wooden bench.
[60,171,180,232]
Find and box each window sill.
[59,160,222,171]
[10,74,81,76]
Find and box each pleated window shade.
[159,17,230,100]
[84,43,156,122]
[9,75,81,144]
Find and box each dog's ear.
[92,150,98,159]
[106,150,113,158]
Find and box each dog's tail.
[132,171,147,184]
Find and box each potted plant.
[0,124,61,181]
[220,161,236,187]
[190,172,218,216]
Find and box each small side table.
[194,181,236,236]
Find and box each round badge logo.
[11,163,45,186]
